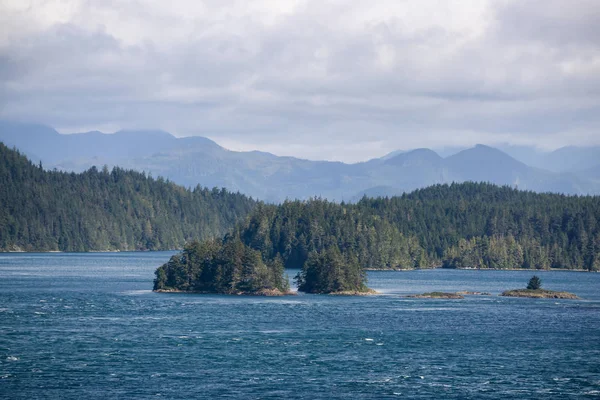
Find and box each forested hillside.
[155,182,600,295]
[235,184,600,272]
[0,143,256,251]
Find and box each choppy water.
[1,252,600,399]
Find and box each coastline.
[365,266,594,273]
[154,288,297,296]
[1,251,596,273]
[155,288,380,296]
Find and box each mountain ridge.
[1,120,599,201]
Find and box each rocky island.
[500,276,579,299]
[500,289,579,299]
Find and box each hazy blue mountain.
[498,143,600,173]
[446,145,532,186]
[1,120,599,201]
[349,186,405,202]
[577,164,600,182]
[380,149,405,160]
[496,144,546,168]
[445,145,592,194]
[540,146,600,172]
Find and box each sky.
[0,0,599,162]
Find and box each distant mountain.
[380,149,406,160]
[499,143,600,173]
[448,145,595,194]
[2,120,599,201]
[541,146,600,173]
[578,163,600,182]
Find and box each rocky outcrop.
[500,289,579,299]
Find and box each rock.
[500,289,579,299]
[456,291,491,296]
[328,288,379,296]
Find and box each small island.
[154,236,374,296]
[407,292,465,299]
[153,238,294,296]
[294,247,374,295]
[500,276,579,299]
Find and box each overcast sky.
[1,0,599,162]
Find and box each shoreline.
[1,251,596,273]
[154,288,297,296]
[155,288,380,296]
[365,267,594,273]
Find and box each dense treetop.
[157,182,600,294]
[233,184,600,273]
[0,143,256,251]
[153,237,290,295]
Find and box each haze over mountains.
[2,121,599,202]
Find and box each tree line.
[157,182,600,294]
[0,143,257,251]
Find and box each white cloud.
[0,0,599,162]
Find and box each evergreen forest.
[156,183,600,294]
[2,141,600,294]
[0,143,256,251]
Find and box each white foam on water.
[122,290,152,295]
[259,329,290,334]
[6,356,18,361]
[364,338,374,341]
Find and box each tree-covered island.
[153,235,375,295]
[153,237,292,295]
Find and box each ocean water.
[1,252,600,399]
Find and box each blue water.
[1,253,600,399]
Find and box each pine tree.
[527,275,542,290]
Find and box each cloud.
[0,0,599,161]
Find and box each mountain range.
[1,120,599,201]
